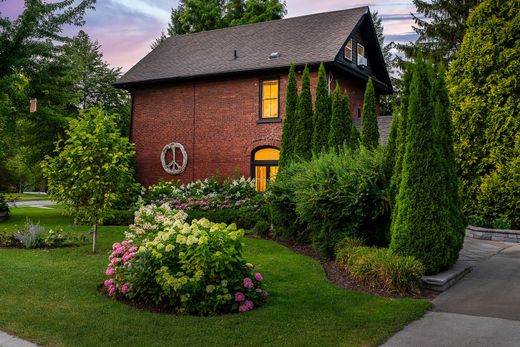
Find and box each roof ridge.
[162,6,369,42]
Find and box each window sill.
[257,118,282,124]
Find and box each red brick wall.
[130,69,369,187]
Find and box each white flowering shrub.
[104,204,268,315]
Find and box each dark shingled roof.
[115,6,369,87]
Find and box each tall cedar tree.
[312,63,331,153]
[433,65,465,244]
[384,106,399,178]
[360,78,379,149]
[400,0,483,63]
[279,63,298,168]
[292,66,313,160]
[328,85,355,150]
[390,65,412,199]
[390,58,461,274]
[447,0,520,226]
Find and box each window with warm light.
[260,79,279,119]
[344,39,353,61]
[252,147,279,192]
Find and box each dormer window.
[357,43,367,67]
[344,39,353,61]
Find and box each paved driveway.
[382,238,520,347]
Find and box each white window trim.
[344,39,353,61]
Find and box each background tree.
[390,58,463,274]
[399,0,483,63]
[152,0,286,46]
[279,63,297,168]
[447,0,519,227]
[42,108,138,253]
[328,85,355,150]
[292,65,313,160]
[312,63,331,153]
[360,78,379,149]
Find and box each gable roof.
[116,7,389,90]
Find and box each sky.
[1,0,418,72]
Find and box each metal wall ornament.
[161,142,188,175]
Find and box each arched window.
[251,147,279,192]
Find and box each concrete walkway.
[7,201,55,207]
[0,330,38,347]
[383,238,520,347]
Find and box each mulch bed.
[251,235,438,300]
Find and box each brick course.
[130,68,370,187]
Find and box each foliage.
[311,63,331,153]
[270,146,391,258]
[0,193,9,212]
[360,78,379,149]
[8,219,87,248]
[13,220,45,249]
[399,0,483,63]
[252,220,271,237]
[384,108,399,179]
[104,207,268,315]
[328,84,356,150]
[447,0,520,228]
[336,238,424,294]
[390,58,464,274]
[102,210,135,227]
[187,208,264,230]
[41,108,139,252]
[279,63,297,168]
[153,0,286,47]
[292,65,313,160]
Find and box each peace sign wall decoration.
[161,142,188,175]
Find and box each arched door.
[251,147,279,192]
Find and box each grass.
[0,207,430,347]
[4,193,50,202]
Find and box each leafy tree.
[42,108,139,252]
[360,78,379,149]
[312,63,331,153]
[292,65,313,160]
[63,30,130,136]
[390,58,463,274]
[279,63,297,168]
[328,85,355,150]
[447,0,519,226]
[399,0,483,63]
[155,0,286,42]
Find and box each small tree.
[390,58,462,274]
[360,78,379,149]
[312,63,331,153]
[293,65,313,160]
[279,63,298,168]
[42,108,138,252]
[328,85,355,150]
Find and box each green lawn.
[5,193,50,202]
[0,208,430,347]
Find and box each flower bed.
[0,220,88,248]
[103,203,268,315]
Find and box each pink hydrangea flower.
[110,258,119,265]
[235,292,245,302]
[121,240,129,246]
[103,279,114,287]
[112,243,120,250]
[245,300,254,310]
[255,288,262,293]
[238,304,250,312]
[105,267,116,276]
[121,283,129,294]
[128,246,138,253]
[243,278,254,289]
[108,285,116,296]
[254,272,263,282]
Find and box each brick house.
[115,6,393,190]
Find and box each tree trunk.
[92,223,97,253]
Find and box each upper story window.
[260,79,279,119]
[344,39,353,61]
[357,43,367,67]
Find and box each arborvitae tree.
[390,65,412,198]
[390,58,461,274]
[293,65,313,160]
[279,63,298,168]
[312,63,331,153]
[328,85,355,150]
[447,0,519,224]
[433,64,465,244]
[360,78,379,149]
[384,105,399,178]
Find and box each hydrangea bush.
[104,203,268,315]
[143,177,261,212]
